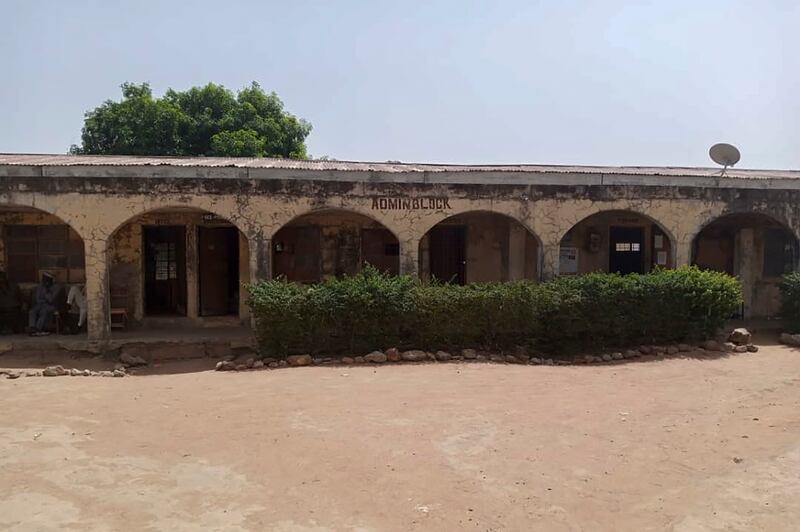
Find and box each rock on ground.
[286,355,312,367]
[42,365,67,377]
[385,348,401,362]
[364,351,387,363]
[215,361,236,371]
[401,350,428,362]
[728,328,752,346]
[702,340,722,352]
[462,349,478,360]
[120,353,148,367]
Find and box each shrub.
[247,266,742,357]
[779,272,800,333]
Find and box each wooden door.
[609,226,644,274]
[361,228,400,275]
[429,225,467,284]
[199,226,239,316]
[272,226,322,283]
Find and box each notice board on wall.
[559,247,579,275]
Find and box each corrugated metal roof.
[0,153,798,179]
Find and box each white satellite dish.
[709,143,741,176]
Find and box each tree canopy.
[70,82,312,158]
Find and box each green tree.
[71,82,311,158]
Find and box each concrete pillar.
[185,222,199,320]
[508,224,527,281]
[540,240,561,280]
[674,237,692,268]
[399,236,420,277]
[248,234,271,282]
[418,234,430,281]
[738,228,756,318]
[85,238,110,343]
[238,231,250,323]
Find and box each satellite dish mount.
[709,143,741,176]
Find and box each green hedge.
[247,266,742,357]
[779,272,800,333]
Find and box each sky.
[1,0,798,168]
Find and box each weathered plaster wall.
[0,210,85,286]
[418,212,539,283]
[4,167,800,339]
[692,215,797,317]
[273,210,400,281]
[109,210,250,326]
[559,211,672,274]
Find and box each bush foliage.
[247,266,742,357]
[779,272,800,333]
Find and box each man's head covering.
[42,272,55,283]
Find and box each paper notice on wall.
[654,234,664,249]
[657,251,668,266]
[559,247,579,275]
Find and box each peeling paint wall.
[272,210,400,281]
[0,210,85,287]
[419,212,539,283]
[108,209,250,326]
[4,165,800,339]
[559,211,673,274]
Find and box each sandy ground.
[1,343,800,531]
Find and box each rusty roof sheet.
[0,153,798,180]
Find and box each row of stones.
[217,340,758,372]
[1,352,151,379]
[779,333,800,347]
[1,365,127,379]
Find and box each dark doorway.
[609,226,645,274]
[272,226,322,283]
[361,228,400,275]
[429,225,467,284]
[199,226,240,316]
[144,226,186,315]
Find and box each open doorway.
[429,225,467,284]
[198,226,240,316]
[609,226,645,274]
[144,226,186,315]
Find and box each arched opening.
[692,213,798,317]
[272,209,399,283]
[559,210,673,275]
[419,211,540,284]
[108,207,250,327]
[0,205,86,336]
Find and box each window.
[764,228,796,277]
[4,225,85,283]
[154,242,177,280]
[614,242,640,252]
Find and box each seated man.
[28,272,60,336]
[66,284,87,334]
[0,271,23,334]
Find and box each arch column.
[539,238,561,280]
[674,235,693,267]
[85,238,110,343]
[247,233,272,282]
[399,235,420,277]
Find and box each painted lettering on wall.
[371,197,452,210]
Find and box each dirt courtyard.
[2,343,800,531]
